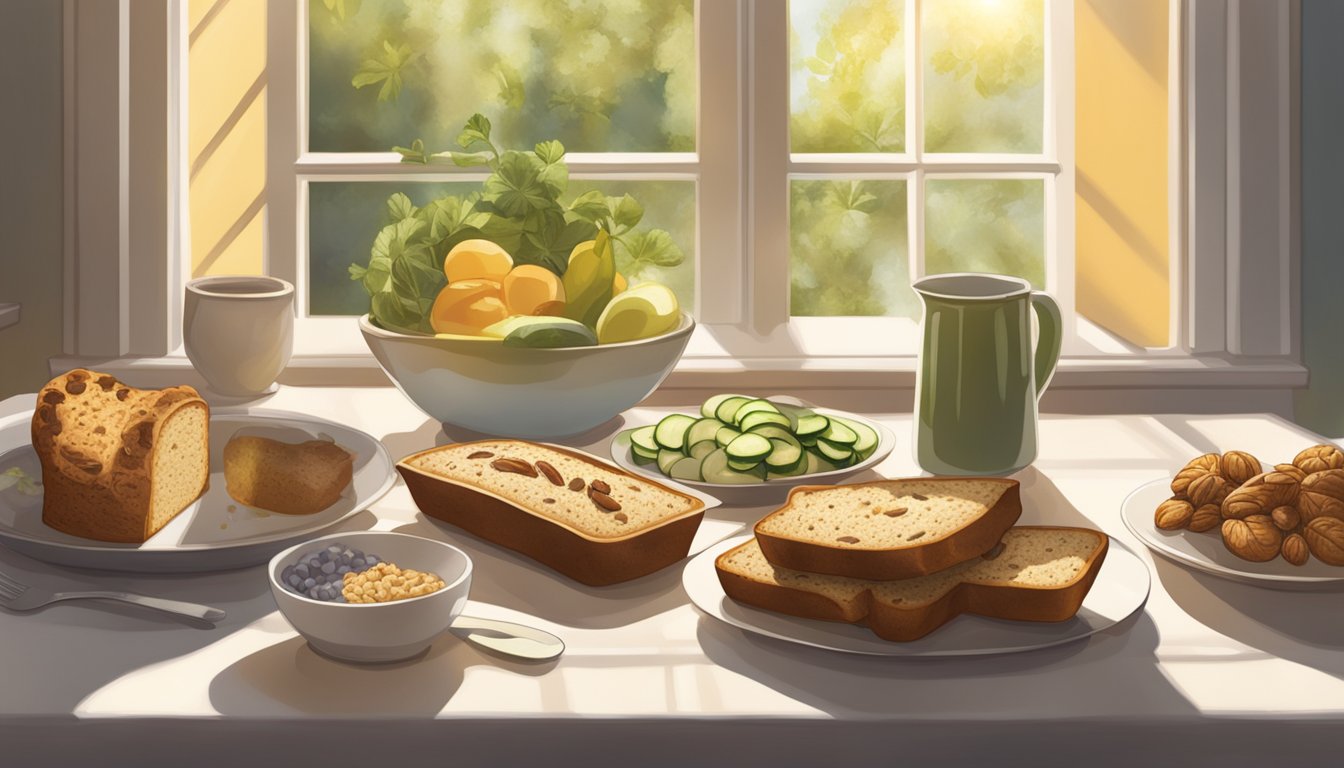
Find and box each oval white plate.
[611,398,896,504]
[683,534,1150,657]
[0,408,395,572]
[1120,478,1344,589]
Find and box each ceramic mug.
[912,273,1062,476]
[183,276,294,397]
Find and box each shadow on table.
[0,544,278,715]
[1154,558,1344,678]
[390,516,690,630]
[1014,466,1096,527]
[696,608,1191,718]
[380,415,631,464]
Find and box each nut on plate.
[1304,517,1344,565]
[1189,504,1223,533]
[1221,450,1262,486]
[1281,533,1310,566]
[1293,444,1344,475]
[1171,453,1221,497]
[1297,469,1344,524]
[1221,515,1283,562]
[1221,471,1300,520]
[1154,498,1194,530]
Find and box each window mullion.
[267,0,301,310]
[747,0,791,332]
[909,0,924,281]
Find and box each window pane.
[790,180,912,316]
[309,181,696,316]
[308,0,696,153]
[923,0,1044,153]
[924,178,1045,287]
[790,0,906,153]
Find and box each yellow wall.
[1075,0,1170,348]
[189,0,267,278]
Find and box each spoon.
[450,615,565,661]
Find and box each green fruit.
[595,282,680,344]
[561,229,615,330]
[498,317,598,348]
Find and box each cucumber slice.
[701,393,747,420]
[834,416,879,456]
[815,439,854,464]
[701,448,765,484]
[687,417,725,448]
[713,396,753,424]
[667,455,703,482]
[657,448,685,474]
[738,410,792,432]
[794,413,830,437]
[688,439,718,460]
[631,450,656,466]
[818,419,858,446]
[715,426,742,448]
[764,438,804,471]
[766,458,811,479]
[725,432,773,462]
[630,425,659,455]
[731,399,781,425]
[747,424,797,442]
[728,457,763,472]
[632,443,660,461]
[804,451,841,474]
[654,414,697,451]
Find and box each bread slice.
[716,527,1108,642]
[32,369,210,543]
[397,440,706,586]
[223,435,353,515]
[754,478,1021,580]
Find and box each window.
[63,0,1303,391]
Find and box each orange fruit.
[443,240,513,284]
[429,279,508,335]
[502,264,567,316]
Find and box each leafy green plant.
[350,114,683,333]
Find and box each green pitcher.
[913,273,1062,476]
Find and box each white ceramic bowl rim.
[358,310,695,350]
[188,275,295,300]
[268,531,473,609]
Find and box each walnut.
[1281,533,1310,566]
[1221,471,1300,520]
[1304,517,1344,566]
[1271,505,1300,531]
[1189,504,1223,532]
[1294,444,1344,475]
[1154,498,1194,530]
[1273,463,1307,483]
[1221,450,1262,486]
[1186,473,1229,508]
[1172,453,1220,497]
[1221,516,1284,562]
[1298,469,1344,524]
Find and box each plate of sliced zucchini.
[610,394,894,496]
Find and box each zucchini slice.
[731,399,781,425]
[793,413,830,438]
[804,451,841,475]
[715,425,742,448]
[746,424,797,442]
[818,419,858,446]
[737,410,792,432]
[667,455,703,482]
[764,438,804,472]
[688,439,718,460]
[701,393,747,420]
[815,439,854,464]
[701,448,765,484]
[728,457,763,472]
[833,416,878,455]
[654,414,697,451]
[657,448,686,474]
[630,425,660,455]
[686,417,726,448]
[632,443,660,461]
[725,432,773,462]
[713,396,753,424]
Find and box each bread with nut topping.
[31,369,210,543]
[397,440,705,585]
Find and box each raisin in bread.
[223,435,353,515]
[716,526,1108,641]
[754,478,1021,580]
[397,440,705,586]
[31,369,210,543]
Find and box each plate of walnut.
[0,369,395,572]
[1121,444,1344,589]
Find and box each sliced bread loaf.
[754,478,1021,580]
[397,440,706,586]
[716,526,1108,641]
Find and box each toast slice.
[754,478,1021,580]
[716,526,1108,642]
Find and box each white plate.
[1120,478,1344,589]
[684,534,1150,657]
[611,397,896,504]
[0,408,396,572]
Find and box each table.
[1,387,1342,767]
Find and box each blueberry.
[337,565,351,575]
[295,563,309,578]
[303,577,316,589]
[287,575,301,588]
[319,551,331,563]
[351,550,364,562]
[350,558,365,570]
[321,561,336,575]
[307,587,320,599]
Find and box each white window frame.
[58,0,1305,400]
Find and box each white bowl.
[268,531,472,663]
[359,312,694,438]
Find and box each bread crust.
[717,526,1109,642]
[32,369,210,543]
[754,477,1022,580]
[397,441,706,586]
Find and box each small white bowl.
[359,311,695,438]
[268,531,472,663]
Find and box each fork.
[0,570,226,623]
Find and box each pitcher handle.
[1030,291,1062,398]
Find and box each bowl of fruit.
[359,233,692,438]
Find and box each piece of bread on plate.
[716,526,1109,642]
[397,440,706,586]
[223,435,353,515]
[31,369,210,543]
[754,477,1022,580]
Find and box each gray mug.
[183,276,294,397]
